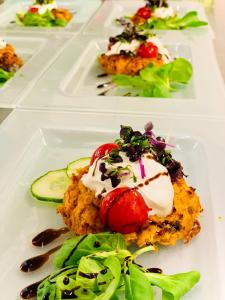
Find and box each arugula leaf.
[146,271,200,300]
[142,11,208,30]
[54,233,126,269]
[112,58,193,98]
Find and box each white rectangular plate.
[0,32,70,108]
[84,0,213,38]
[18,33,225,118]
[0,0,101,34]
[0,109,224,299]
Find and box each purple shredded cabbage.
[139,157,146,179]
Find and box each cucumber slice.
[31,169,70,203]
[67,157,91,177]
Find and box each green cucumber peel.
[30,168,70,203]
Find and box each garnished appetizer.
[31,122,203,248]
[20,233,201,299]
[0,37,23,86]
[117,0,208,30]
[99,27,173,76]
[16,0,72,27]
[97,27,193,97]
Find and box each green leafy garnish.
[0,68,14,87]
[37,233,200,300]
[16,10,69,27]
[112,58,193,98]
[141,11,208,30]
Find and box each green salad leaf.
[37,233,200,300]
[142,11,208,30]
[112,58,193,98]
[146,271,201,300]
[16,10,69,27]
[0,68,14,87]
[54,233,127,269]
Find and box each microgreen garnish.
[114,123,183,182]
[146,0,168,8]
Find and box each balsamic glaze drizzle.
[20,245,61,272]
[32,227,69,247]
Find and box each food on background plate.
[97,27,193,97]
[0,37,23,87]
[31,122,202,248]
[117,0,208,30]
[16,0,73,27]
[99,27,173,76]
[20,233,201,299]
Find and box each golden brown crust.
[58,168,202,247]
[131,14,146,25]
[98,54,163,76]
[0,44,23,72]
[52,8,73,22]
[57,167,104,235]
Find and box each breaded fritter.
[0,44,23,72]
[98,54,163,76]
[58,167,202,248]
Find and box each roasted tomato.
[90,143,119,165]
[136,6,152,19]
[137,42,159,59]
[100,187,149,234]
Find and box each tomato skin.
[29,7,39,13]
[136,6,152,19]
[100,187,149,234]
[90,143,119,165]
[137,42,159,59]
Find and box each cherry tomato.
[136,6,152,19]
[100,187,149,234]
[137,42,159,59]
[29,7,39,13]
[90,143,119,165]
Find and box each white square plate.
[0,0,102,34]
[84,0,213,38]
[0,32,70,108]
[18,33,225,118]
[0,109,224,299]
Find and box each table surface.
[0,0,224,124]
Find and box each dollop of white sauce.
[30,1,57,14]
[153,7,176,19]
[106,39,140,56]
[81,152,174,217]
[0,37,6,50]
[105,36,172,64]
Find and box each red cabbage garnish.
[139,157,146,179]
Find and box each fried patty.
[58,167,202,247]
[0,44,23,72]
[98,53,163,76]
[52,8,73,22]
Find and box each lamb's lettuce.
[142,11,208,30]
[38,233,200,300]
[16,10,69,27]
[0,68,14,87]
[112,58,193,98]
[54,233,127,269]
